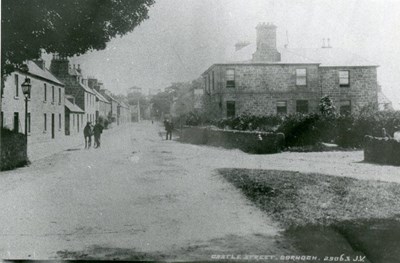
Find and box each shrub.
[1,128,28,171]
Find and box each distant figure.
[165,119,173,140]
[93,121,104,148]
[382,128,392,139]
[84,122,93,149]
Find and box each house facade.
[50,56,97,126]
[88,78,111,122]
[65,96,84,136]
[1,60,65,143]
[202,23,378,118]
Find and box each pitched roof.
[224,43,377,67]
[79,83,95,94]
[92,88,110,103]
[26,61,64,86]
[65,99,84,113]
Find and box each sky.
[57,0,400,107]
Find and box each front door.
[13,112,19,132]
[51,113,55,139]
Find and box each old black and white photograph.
[1,0,400,262]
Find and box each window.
[59,113,62,130]
[13,112,19,132]
[339,70,350,87]
[27,113,31,133]
[276,101,287,114]
[44,113,47,131]
[73,114,75,127]
[1,111,3,128]
[226,69,235,88]
[226,101,236,117]
[1,81,4,97]
[208,74,211,93]
[59,88,62,104]
[52,86,55,103]
[44,84,47,101]
[340,100,351,115]
[212,71,215,90]
[296,69,307,86]
[296,100,309,114]
[15,74,19,97]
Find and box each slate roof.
[225,43,377,67]
[92,88,110,103]
[26,61,64,86]
[65,99,85,113]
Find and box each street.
[0,122,288,260]
[1,122,400,260]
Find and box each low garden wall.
[179,126,285,154]
[364,135,400,166]
[1,129,28,171]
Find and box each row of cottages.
[1,56,131,143]
[201,23,380,118]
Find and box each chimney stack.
[252,22,281,62]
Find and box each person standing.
[84,122,93,149]
[165,119,173,140]
[93,121,104,148]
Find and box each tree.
[0,0,155,163]
[150,91,173,118]
[1,0,155,76]
[319,95,336,116]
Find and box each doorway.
[51,113,55,139]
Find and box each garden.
[176,97,400,150]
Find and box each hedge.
[1,128,28,171]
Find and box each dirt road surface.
[1,121,398,261]
[0,122,289,261]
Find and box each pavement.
[0,121,399,261]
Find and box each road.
[0,122,290,261]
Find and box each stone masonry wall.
[207,64,321,117]
[320,67,378,114]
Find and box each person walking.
[84,122,93,149]
[165,119,173,140]
[93,121,104,148]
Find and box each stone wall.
[203,64,378,117]
[364,135,400,166]
[319,67,378,113]
[179,126,285,154]
[206,64,321,117]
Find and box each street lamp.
[21,77,31,137]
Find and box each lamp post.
[21,78,31,138]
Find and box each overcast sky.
[64,0,400,107]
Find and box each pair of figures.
[84,121,103,149]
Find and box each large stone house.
[50,56,97,127]
[202,23,379,118]
[1,60,65,143]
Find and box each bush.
[207,110,400,149]
[1,128,28,171]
